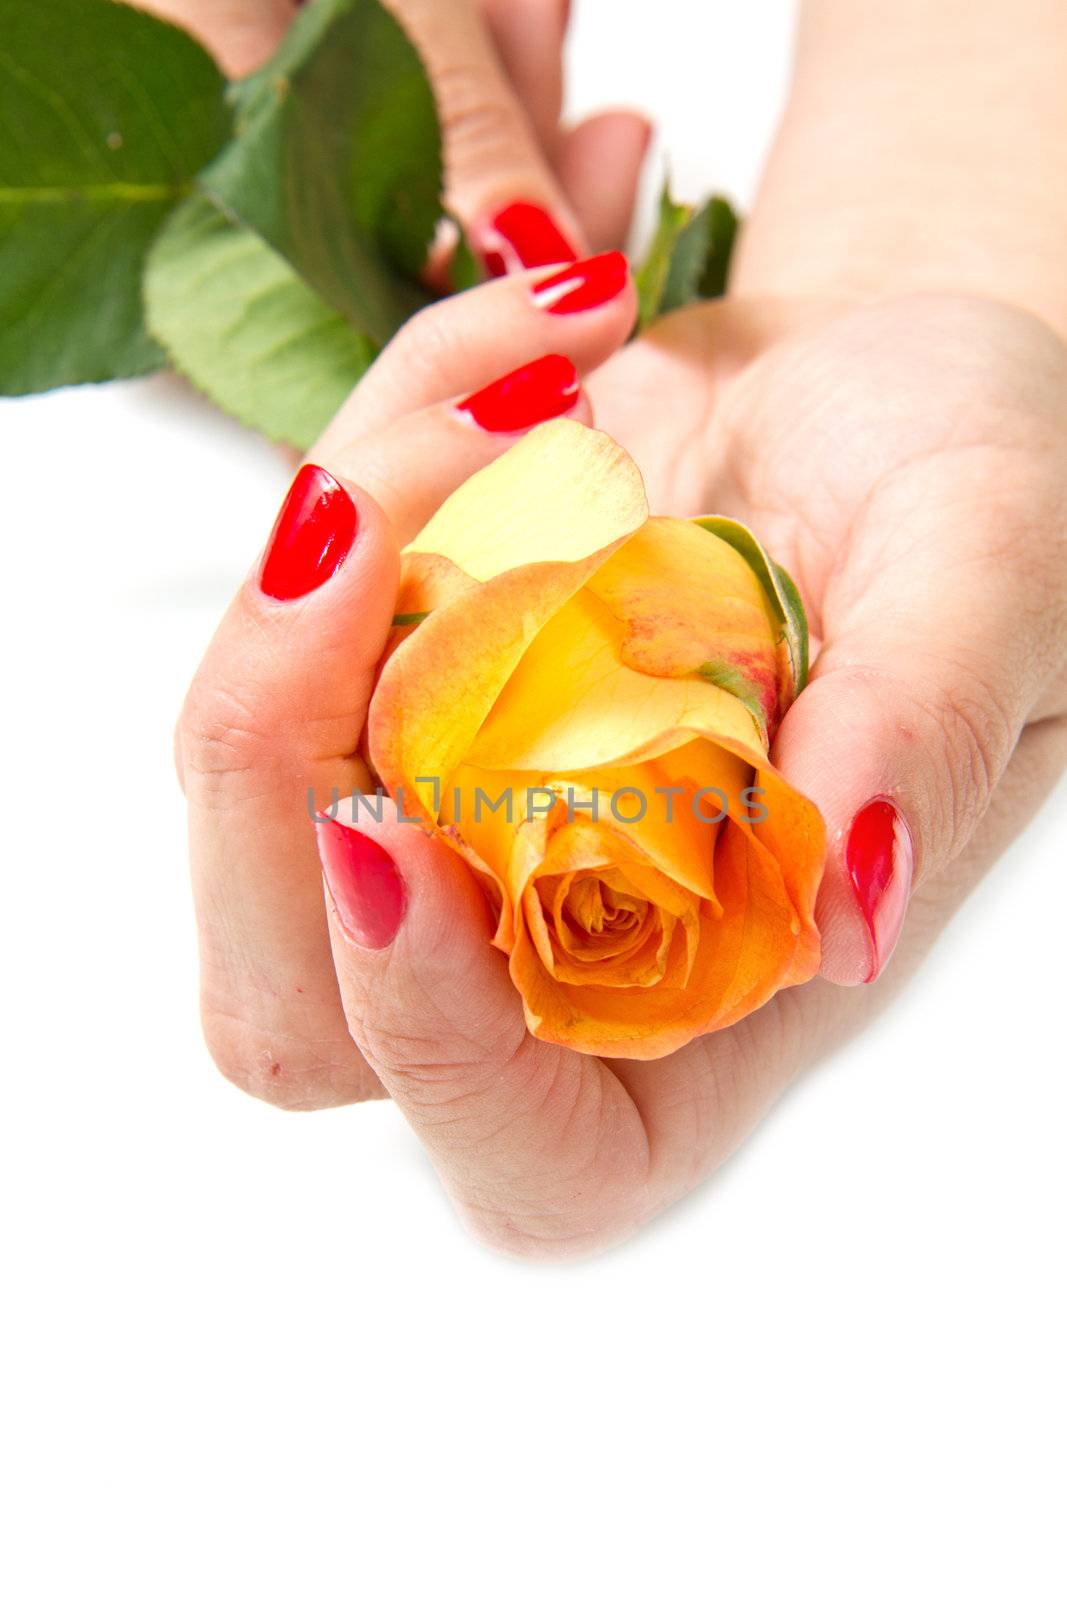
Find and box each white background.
[3,2,1066,1595]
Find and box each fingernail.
[477,200,579,277]
[846,797,914,982]
[316,817,406,950]
[531,251,630,315]
[260,464,358,601]
[455,353,579,433]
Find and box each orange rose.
[368,420,825,1059]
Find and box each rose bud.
[367,420,825,1059]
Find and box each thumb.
[774,487,1062,986]
[313,799,650,1254]
[389,0,584,273]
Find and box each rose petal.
[588,517,781,735]
[466,587,765,774]
[511,812,804,1059]
[408,418,648,581]
[370,426,650,821]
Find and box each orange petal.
[588,516,781,735]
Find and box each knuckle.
[457,1197,618,1261]
[929,677,1009,849]
[178,676,279,798]
[886,661,1013,860]
[434,61,532,178]
[387,300,462,392]
[455,1161,650,1261]
[356,1002,526,1116]
[200,1000,382,1111]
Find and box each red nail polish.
[477,201,579,277]
[316,817,406,950]
[456,353,579,433]
[531,251,630,315]
[846,797,914,982]
[260,464,358,601]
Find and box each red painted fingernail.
[455,353,579,433]
[531,251,630,314]
[260,465,358,601]
[845,797,914,982]
[315,817,406,950]
[477,200,579,277]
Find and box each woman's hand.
[136,0,650,263]
[177,254,638,1111]
[180,268,1067,1257]
[315,291,1067,1257]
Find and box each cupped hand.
[181,275,1067,1259]
[137,0,649,260]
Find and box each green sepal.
[634,184,692,330]
[695,516,810,701]
[698,658,769,741]
[634,180,739,331]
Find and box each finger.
[316,802,653,1256]
[321,355,592,541]
[480,0,567,155]
[385,0,583,270]
[557,111,653,251]
[181,468,397,1108]
[132,0,296,75]
[773,471,1067,986]
[181,364,584,1109]
[314,254,634,449]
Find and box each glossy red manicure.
[846,797,914,982]
[531,251,630,314]
[260,464,358,600]
[456,353,579,432]
[477,200,579,277]
[316,817,406,950]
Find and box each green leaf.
[634,181,739,331]
[0,0,229,393]
[695,516,810,698]
[146,196,377,449]
[201,0,441,348]
[144,194,376,449]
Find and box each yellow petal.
[370,425,650,821]
[408,418,648,581]
[466,586,765,773]
[370,555,617,825]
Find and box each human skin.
[179,1,1067,1254]
[133,0,650,258]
